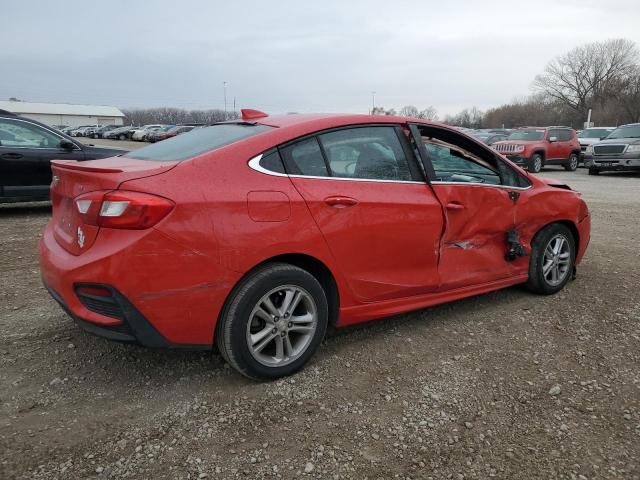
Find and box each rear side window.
[319,127,413,181]
[258,149,286,174]
[280,137,329,177]
[126,123,273,161]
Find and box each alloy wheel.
[246,285,317,367]
[542,234,571,286]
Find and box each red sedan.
[39,110,591,379]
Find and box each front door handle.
[1,153,24,160]
[446,202,465,211]
[324,196,358,208]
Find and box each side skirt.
[337,274,529,327]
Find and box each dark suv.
[583,123,640,175]
[492,127,581,173]
[0,110,128,203]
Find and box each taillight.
[75,190,174,229]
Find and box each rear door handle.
[1,153,24,160]
[324,196,358,208]
[446,202,465,211]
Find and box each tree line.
[121,107,239,126]
[376,38,640,129]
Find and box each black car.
[0,110,128,203]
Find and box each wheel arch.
[532,149,546,160]
[533,219,579,255]
[215,253,341,343]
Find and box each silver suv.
[584,123,640,175]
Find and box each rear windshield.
[126,123,274,161]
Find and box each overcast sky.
[2,0,640,116]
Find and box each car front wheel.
[564,153,579,171]
[588,167,600,175]
[528,154,543,173]
[216,263,328,380]
[526,223,575,295]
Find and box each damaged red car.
[39,110,591,379]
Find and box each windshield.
[126,123,274,161]
[578,129,611,138]
[607,125,640,139]
[507,130,545,141]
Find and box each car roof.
[253,112,451,137]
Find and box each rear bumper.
[44,283,191,347]
[39,221,237,347]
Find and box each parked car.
[583,123,640,175]
[492,126,581,173]
[0,110,128,203]
[70,125,99,137]
[471,131,508,145]
[131,124,166,141]
[577,127,615,157]
[91,125,120,139]
[39,109,590,379]
[103,125,138,140]
[149,125,195,142]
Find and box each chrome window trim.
[431,181,533,191]
[248,154,426,184]
[0,117,81,151]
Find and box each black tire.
[216,263,328,380]
[525,223,575,295]
[588,167,600,175]
[118,134,126,140]
[564,153,579,171]
[528,153,543,173]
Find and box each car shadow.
[59,284,529,387]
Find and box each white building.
[0,100,125,128]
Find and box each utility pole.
[223,81,228,117]
[371,91,376,114]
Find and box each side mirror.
[549,136,558,142]
[59,139,76,151]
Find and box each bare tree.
[418,106,438,121]
[122,108,239,126]
[533,38,639,120]
[371,106,397,116]
[399,105,420,117]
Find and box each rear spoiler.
[51,160,124,173]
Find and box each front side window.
[127,123,273,161]
[318,126,413,181]
[424,140,501,185]
[0,118,62,148]
[557,129,572,141]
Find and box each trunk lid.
[50,157,178,255]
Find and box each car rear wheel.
[525,223,575,295]
[588,167,600,175]
[528,154,543,173]
[564,153,579,171]
[216,263,328,380]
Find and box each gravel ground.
[1,168,639,480]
